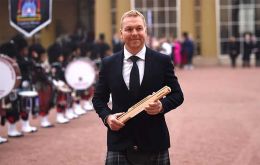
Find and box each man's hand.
[106,113,125,131]
[145,100,163,115]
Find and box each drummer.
[69,43,96,114]
[12,34,38,133]
[28,44,54,128]
[0,41,23,138]
[67,43,87,116]
[0,43,9,142]
[48,43,71,123]
[0,102,8,143]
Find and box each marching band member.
[28,44,54,128]
[13,34,38,133]
[0,99,8,143]
[0,43,9,142]
[68,43,87,116]
[48,43,70,124]
[0,42,23,137]
[56,44,77,120]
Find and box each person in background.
[172,38,182,68]
[228,36,240,68]
[242,32,253,67]
[252,35,260,67]
[112,32,123,53]
[68,43,88,116]
[12,34,38,133]
[93,33,112,59]
[92,10,184,165]
[0,41,23,139]
[181,32,194,70]
[0,101,8,143]
[48,43,71,124]
[160,37,172,57]
[29,44,54,128]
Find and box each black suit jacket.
[92,47,184,152]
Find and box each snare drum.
[58,85,72,93]
[0,54,21,99]
[57,84,72,104]
[18,91,39,116]
[65,58,96,90]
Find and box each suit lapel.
[117,51,129,93]
[140,48,153,90]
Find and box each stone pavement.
[0,66,260,165]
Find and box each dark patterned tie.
[129,56,140,98]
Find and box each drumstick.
[117,86,171,123]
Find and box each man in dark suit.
[92,10,184,165]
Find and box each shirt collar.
[124,46,146,61]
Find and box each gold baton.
[117,86,171,123]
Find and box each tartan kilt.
[105,149,170,165]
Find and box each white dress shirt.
[123,46,146,89]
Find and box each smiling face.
[120,14,147,55]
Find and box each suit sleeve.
[92,59,111,125]
[161,56,184,113]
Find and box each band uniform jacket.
[92,47,184,152]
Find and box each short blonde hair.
[120,10,147,29]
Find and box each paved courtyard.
[0,66,260,165]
